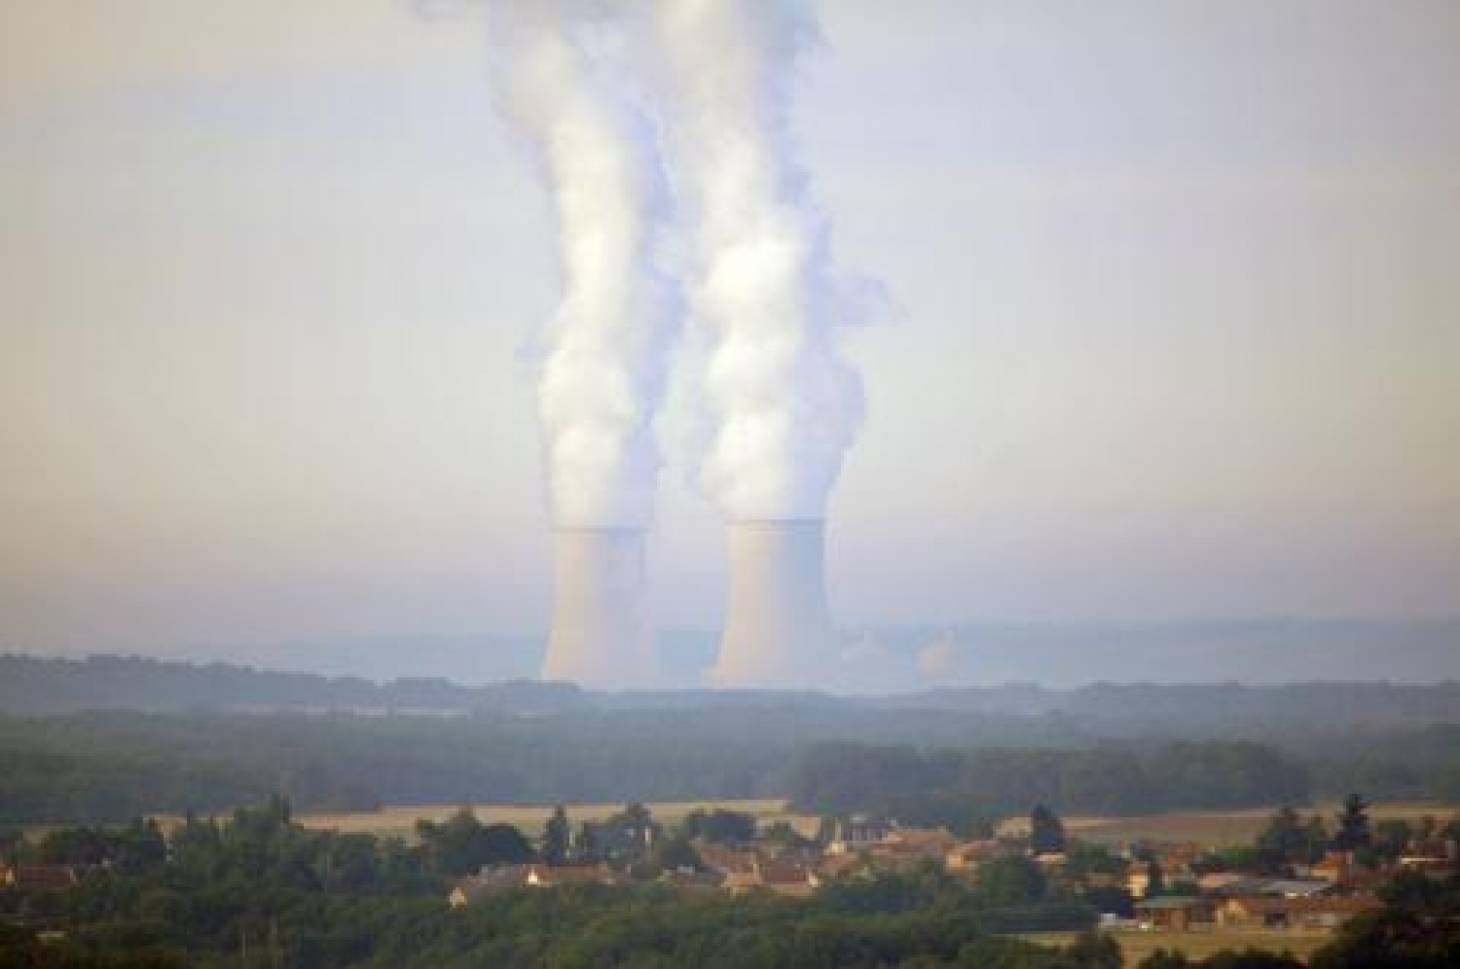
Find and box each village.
[440,797,1460,945]
[5,794,1459,965]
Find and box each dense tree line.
[5,709,1458,825]
[787,741,1311,825]
[8,653,1460,726]
[0,712,788,823]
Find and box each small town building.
[1252,878,1334,898]
[692,842,759,876]
[825,815,893,855]
[448,865,530,908]
[1134,896,1214,931]
[523,863,624,889]
[1218,895,1380,930]
[944,839,1008,872]
[722,860,820,898]
[1,865,80,892]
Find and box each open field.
[1001,801,1459,848]
[287,798,818,841]
[35,799,1455,846]
[1022,929,1333,966]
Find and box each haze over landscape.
[4,0,1455,689]
[3,4,1460,966]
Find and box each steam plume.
[488,2,676,529]
[654,0,865,522]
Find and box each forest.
[1,654,1458,824]
[3,711,1458,826]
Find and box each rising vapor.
[654,0,866,522]
[472,0,873,687]
[487,2,677,530]
[652,0,873,685]
[484,2,675,686]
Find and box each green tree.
[1257,806,1306,860]
[1029,804,1066,855]
[0,827,21,864]
[542,804,570,865]
[416,808,534,876]
[1372,819,1412,862]
[649,834,702,874]
[1301,814,1330,864]
[1064,929,1122,969]
[761,820,812,849]
[681,808,756,844]
[1331,794,1371,851]
[1144,859,1166,896]
[974,856,1047,906]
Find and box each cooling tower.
[710,519,836,687]
[542,528,656,688]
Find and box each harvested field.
[1001,801,1457,848]
[289,798,817,841]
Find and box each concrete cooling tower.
[542,528,656,688]
[710,519,836,687]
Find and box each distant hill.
[3,652,1458,729]
[0,653,586,716]
[46,618,1457,690]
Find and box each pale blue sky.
[2,0,1456,663]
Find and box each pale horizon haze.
[3,1,1456,681]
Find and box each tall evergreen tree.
[1332,793,1372,851]
[542,805,570,865]
[1258,805,1306,861]
[1029,804,1066,855]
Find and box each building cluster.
[1123,837,1459,933]
[448,808,1460,940]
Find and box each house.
[1250,878,1334,899]
[1196,873,1256,895]
[1397,851,1457,876]
[1127,867,1158,899]
[1,865,80,892]
[1151,844,1203,880]
[1218,895,1380,930]
[816,852,875,882]
[523,863,625,888]
[861,840,946,873]
[693,842,760,876]
[657,869,724,894]
[944,839,1009,873]
[825,815,892,855]
[1307,851,1353,886]
[883,827,957,857]
[1134,896,1214,931]
[722,860,820,898]
[448,865,530,908]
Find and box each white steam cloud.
[481,0,871,528]
[653,0,868,522]
[487,3,677,529]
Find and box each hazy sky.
[3,0,1457,660]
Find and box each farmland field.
[289,798,818,841]
[1000,801,1458,848]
